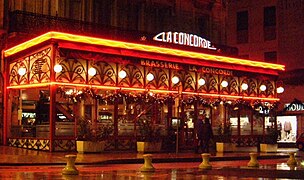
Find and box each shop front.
[3,32,285,152]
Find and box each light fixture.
[18,67,26,76]
[118,70,127,79]
[146,73,154,81]
[198,78,205,86]
[260,85,266,91]
[54,64,62,73]
[88,67,97,76]
[277,86,284,93]
[241,83,248,90]
[172,76,180,84]
[221,80,228,87]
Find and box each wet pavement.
[0,146,303,179]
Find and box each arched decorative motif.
[118,64,144,88]
[9,59,28,85]
[248,78,258,97]
[219,76,238,95]
[179,70,195,92]
[258,79,268,97]
[56,58,86,83]
[145,67,169,90]
[265,80,275,97]
[88,61,116,86]
[203,73,218,94]
[29,47,51,83]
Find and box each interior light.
[146,73,154,81]
[260,85,266,91]
[198,78,206,86]
[221,80,228,87]
[54,64,62,73]
[118,70,127,79]
[241,83,248,90]
[18,67,26,76]
[88,67,97,76]
[172,76,180,84]
[277,86,284,93]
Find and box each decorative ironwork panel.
[145,67,169,90]
[219,76,239,95]
[9,58,29,85]
[53,139,76,151]
[118,64,144,88]
[56,58,86,83]
[247,78,258,97]
[257,79,270,97]
[88,61,116,86]
[201,73,218,94]
[264,80,275,97]
[171,70,195,92]
[8,138,50,151]
[29,47,51,83]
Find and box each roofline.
[4,31,285,71]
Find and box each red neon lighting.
[4,32,285,71]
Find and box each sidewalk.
[0,146,299,166]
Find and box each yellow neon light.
[7,82,279,101]
[4,32,285,71]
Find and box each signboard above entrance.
[153,32,216,50]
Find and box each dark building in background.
[226,0,304,146]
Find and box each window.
[264,6,276,27]
[264,6,276,41]
[237,11,248,31]
[264,51,277,63]
[237,11,248,44]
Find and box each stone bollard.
[287,152,297,166]
[199,153,212,169]
[247,152,259,167]
[62,154,79,175]
[139,154,155,172]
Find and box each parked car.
[296,132,304,150]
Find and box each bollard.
[287,152,297,166]
[139,154,155,172]
[62,154,79,175]
[199,153,212,169]
[247,152,259,167]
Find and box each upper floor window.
[264,6,276,41]
[237,11,248,44]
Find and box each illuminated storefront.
[3,32,285,151]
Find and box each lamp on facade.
[54,64,63,73]
[88,67,97,76]
[277,86,284,93]
[18,67,26,76]
[260,84,266,91]
[146,73,154,81]
[118,70,127,79]
[198,78,206,86]
[241,83,248,90]
[172,76,180,84]
[221,80,228,87]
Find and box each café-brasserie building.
[3,31,285,152]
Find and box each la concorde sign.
[153,31,217,50]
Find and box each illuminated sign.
[140,59,180,70]
[153,32,216,50]
[284,103,304,111]
[189,66,233,76]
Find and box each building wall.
[227,0,304,137]
[277,0,304,71]
[7,0,227,45]
[226,0,278,61]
